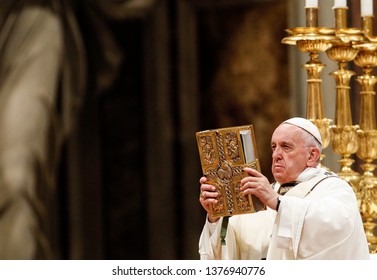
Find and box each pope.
[198,117,369,260]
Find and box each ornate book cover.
[196,125,265,218]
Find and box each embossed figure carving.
[226,132,241,161]
[200,136,216,164]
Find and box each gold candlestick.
[353,43,377,253]
[326,50,360,192]
[280,4,335,164]
[282,26,334,165]
[325,9,363,196]
[357,127,377,253]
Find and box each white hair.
[300,129,323,156]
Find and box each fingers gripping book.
[196,125,265,218]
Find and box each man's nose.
[272,147,282,158]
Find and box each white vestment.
[198,167,370,260]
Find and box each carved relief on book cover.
[196,125,265,218]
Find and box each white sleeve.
[198,216,223,260]
[198,212,274,260]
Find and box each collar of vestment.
[275,167,333,195]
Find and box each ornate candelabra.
[282,7,334,165]
[352,16,377,252]
[326,7,362,197]
[282,4,377,253]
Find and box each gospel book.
[196,125,265,218]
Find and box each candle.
[305,0,318,8]
[361,0,373,16]
[333,0,347,8]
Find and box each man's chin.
[272,171,286,183]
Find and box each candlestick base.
[359,168,377,253]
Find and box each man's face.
[271,124,312,184]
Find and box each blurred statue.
[0,0,87,259]
[0,0,157,260]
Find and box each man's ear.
[307,147,321,167]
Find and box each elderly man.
[198,117,369,260]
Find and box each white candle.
[361,0,373,16]
[305,0,318,8]
[333,0,347,8]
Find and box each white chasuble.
[267,169,369,259]
[199,167,370,260]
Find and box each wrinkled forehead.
[271,123,303,143]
